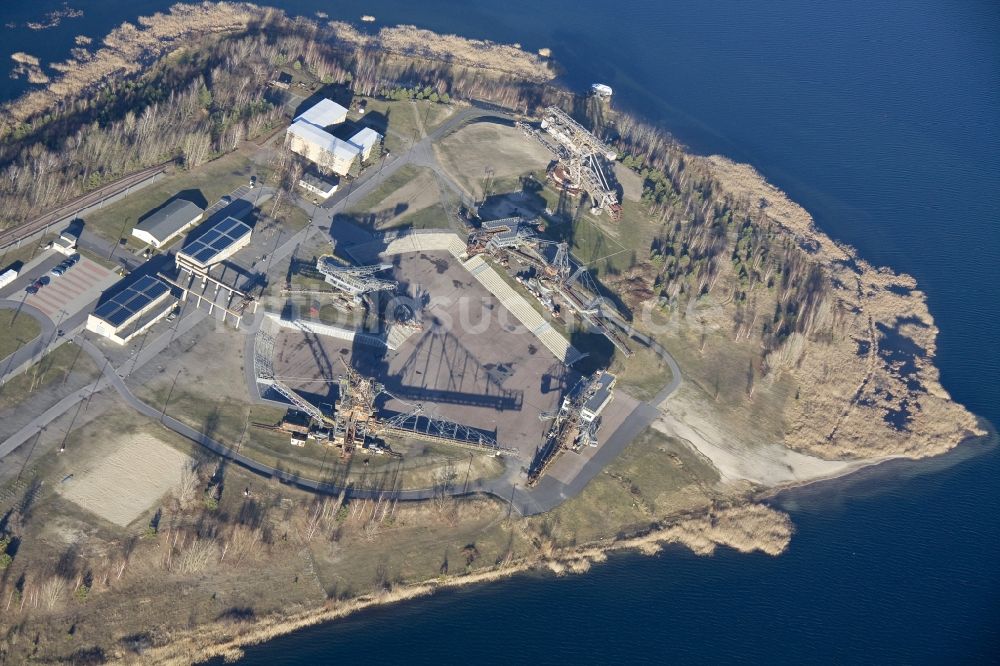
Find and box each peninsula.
[0,3,984,663]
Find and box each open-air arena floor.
[273,250,577,460]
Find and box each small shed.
[298,171,339,199]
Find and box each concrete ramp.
[462,254,578,363]
[346,230,468,264]
[265,313,386,349]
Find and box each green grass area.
[421,101,454,133]
[151,387,286,450]
[610,344,673,402]
[527,177,657,279]
[342,164,451,232]
[0,309,41,360]
[351,98,454,155]
[82,151,255,246]
[0,342,98,411]
[116,376,357,485]
[393,203,450,231]
[536,426,719,544]
[140,382,497,490]
[275,196,312,232]
[0,234,57,272]
[349,164,421,213]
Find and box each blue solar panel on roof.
[93,275,169,327]
[93,302,118,318]
[178,216,251,266]
[103,307,133,328]
[194,248,216,263]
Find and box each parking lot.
[21,252,119,323]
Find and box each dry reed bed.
[3,3,270,130]
[703,155,984,459]
[326,22,553,83]
[137,503,791,665]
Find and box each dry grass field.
[346,165,443,230]
[352,98,456,154]
[0,342,98,413]
[434,123,553,200]
[535,427,722,545]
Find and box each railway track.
[0,161,170,249]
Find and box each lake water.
[2,0,998,662]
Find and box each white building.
[298,171,339,199]
[86,275,173,345]
[348,127,382,161]
[176,216,253,271]
[580,373,616,423]
[52,228,79,256]
[131,198,204,249]
[285,98,382,175]
[294,98,348,128]
[286,120,360,175]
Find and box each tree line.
[0,8,561,232]
[598,109,834,373]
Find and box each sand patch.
[652,387,868,487]
[613,162,644,202]
[58,433,191,527]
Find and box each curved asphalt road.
[0,298,56,384]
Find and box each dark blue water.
[3,1,998,662]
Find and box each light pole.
[160,368,182,423]
[109,216,130,261]
[84,359,108,412]
[461,452,476,494]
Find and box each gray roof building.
[298,171,339,198]
[132,199,205,248]
[581,372,616,422]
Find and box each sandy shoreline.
[651,392,903,490]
